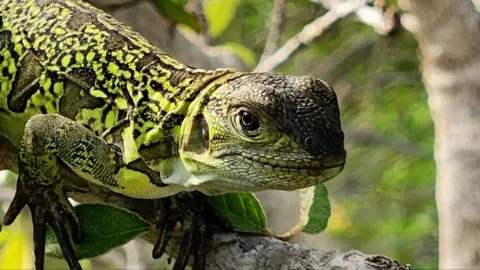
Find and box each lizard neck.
[129,62,242,175]
[132,61,238,148]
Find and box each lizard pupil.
[239,110,260,132]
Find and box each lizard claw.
[152,192,208,270]
[3,171,83,270]
[3,179,28,226]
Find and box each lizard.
[0,0,347,269]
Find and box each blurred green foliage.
[208,0,437,269]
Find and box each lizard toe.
[152,192,211,270]
[31,185,83,270]
[3,179,28,226]
[6,173,83,270]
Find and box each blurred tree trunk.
[401,0,480,268]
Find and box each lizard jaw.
[180,148,346,193]
[238,154,346,177]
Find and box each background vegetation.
[204,1,436,268]
[0,0,437,269]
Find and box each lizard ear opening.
[184,114,209,155]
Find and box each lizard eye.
[237,109,261,136]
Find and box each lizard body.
[0,0,346,269]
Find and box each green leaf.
[204,0,239,37]
[208,193,267,233]
[151,0,202,33]
[302,184,331,234]
[217,42,257,68]
[273,185,331,239]
[45,204,149,260]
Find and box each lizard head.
[179,72,346,195]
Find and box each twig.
[254,0,365,72]
[355,3,401,35]
[316,0,402,34]
[258,0,286,64]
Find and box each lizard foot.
[3,172,83,270]
[152,192,209,270]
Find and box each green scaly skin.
[0,0,346,269]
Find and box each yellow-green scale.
[0,0,204,146]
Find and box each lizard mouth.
[239,152,346,177]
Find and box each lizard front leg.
[2,114,106,270]
[2,114,214,270]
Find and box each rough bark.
[205,234,409,270]
[399,0,480,268]
[0,1,410,269]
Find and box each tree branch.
[258,0,286,64]
[254,0,405,73]
[254,0,364,72]
[205,233,411,270]
[314,0,401,35]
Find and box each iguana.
[0,0,346,269]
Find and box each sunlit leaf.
[0,217,32,269]
[208,193,267,233]
[0,227,9,244]
[45,204,149,259]
[217,42,257,68]
[204,0,239,37]
[151,0,202,33]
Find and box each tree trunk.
[400,0,480,268]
